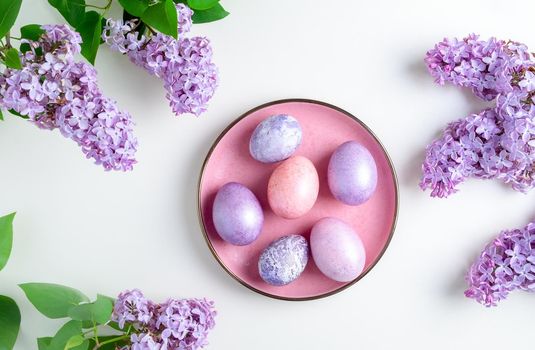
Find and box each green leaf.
[192,2,228,23]
[106,321,123,332]
[119,0,149,17]
[93,295,113,324]
[187,0,219,10]
[4,48,22,69]
[68,295,112,325]
[48,0,86,28]
[76,11,102,65]
[80,321,93,329]
[0,0,22,39]
[141,0,178,38]
[0,295,21,350]
[67,304,94,322]
[86,340,95,350]
[0,110,3,121]
[0,212,15,271]
[19,283,89,319]
[8,109,28,119]
[20,24,45,41]
[19,42,31,53]
[47,321,83,350]
[64,334,85,350]
[37,337,52,350]
[70,339,88,350]
[97,294,115,303]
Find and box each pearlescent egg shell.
[328,141,378,205]
[249,114,302,163]
[258,235,309,286]
[212,182,264,246]
[310,217,366,282]
[267,156,319,219]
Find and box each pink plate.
[198,99,398,300]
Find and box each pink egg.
[310,217,366,282]
[267,156,319,219]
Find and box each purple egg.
[249,114,302,163]
[258,235,308,286]
[328,141,378,205]
[310,217,366,282]
[212,182,264,246]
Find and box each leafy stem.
[5,31,11,48]
[146,25,157,35]
[83,0,113,11]
[92,320,99,346]
[92,334,129,350]
[84,4,106,10]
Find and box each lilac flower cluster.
[425,34,531,100]
[0,25,138,171]
[112,289,216,350]
[102,4,218,116]
[421,34,535,197]
[465,222,535,306]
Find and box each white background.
[3,0,535,349]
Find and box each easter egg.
[328,141,377,205]
[310,217,366,282]
[249,114,302,163]
[212,182,264,246]
[267,156,319,219]
[258,235,309,286]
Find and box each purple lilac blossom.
[465,221,535,306]
[112,289,155,329]
[0,25,137,171]
[102,3,218,116]
[130,333,161,350]
[113,290,216,350]
[425,34,531,100]
[421,34,535,197]
[176,4,194,35]
[155,298,216,350]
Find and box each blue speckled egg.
[258,234,308,286]
[328,141,378,205]
[249,114,302,163]
[212,182,264,246]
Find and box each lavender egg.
[328,141,378,205]
[258,235,309,286]
[310,217,366,282]
[249,114,302,163]
[212,182,264,246]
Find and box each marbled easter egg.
[249,114,302,163]
[258,234,309,286]
[328,141,378,205]
[310,217,366,282]
[212,182,264,246]
[267,156,319,219]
